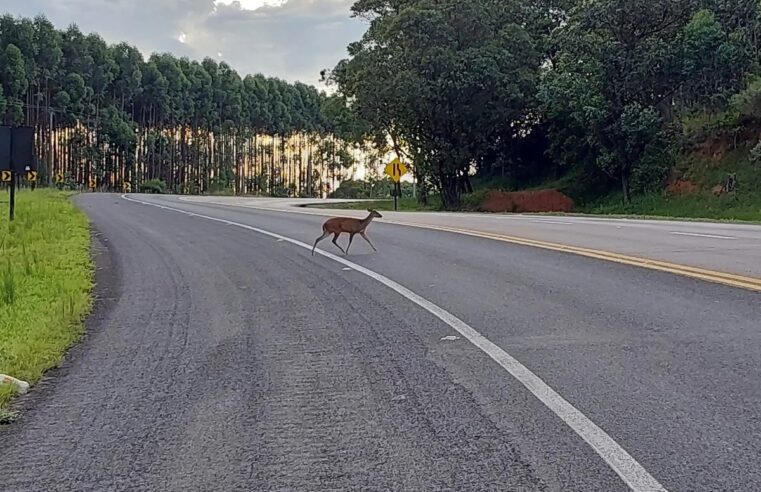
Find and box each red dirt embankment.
[665,179,697,195]
[480,189,574,213]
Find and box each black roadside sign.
[11,126,34,173]
[0,127,10,172]
[1,126,36,221]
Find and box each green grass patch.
[0,189,92,420]
[307,197,441,212]
[581,192,761,222]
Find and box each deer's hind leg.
[346,233,357,254]
[332,233,346,255]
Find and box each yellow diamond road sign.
[384,158,408,183]
[26,171,37,182]
[1,170,11,182]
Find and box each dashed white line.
[670,232,736,240]
[122,194,667,492]
[532,220,574,225]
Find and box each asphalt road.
[1,194,760,491]
[184,196,761,278]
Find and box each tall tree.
[329,0,541,208]
[0,43,27,124]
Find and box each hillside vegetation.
[324,0,761,215]
[582,147,761,221]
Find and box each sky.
[0,0,368,88]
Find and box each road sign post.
[384,158,409,212]
[1,127,12,221]
[9,171,15,221]
[1,170,12,221]
[26,168,37,191]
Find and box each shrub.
[139,179,167,194]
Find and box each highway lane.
[151,194,761,491]
[1,193,760,491]
[181,196,761,279]
[1,194,549,491]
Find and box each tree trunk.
[440,175,460,210]
[463,173,473,194]
[621,171,631,204]
[415,168,428,206]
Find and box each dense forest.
[326,0,761,209]
[0,15,368,196]
[2,1,761,210]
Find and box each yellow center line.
[178,198,761,293]
[390,221,761,292]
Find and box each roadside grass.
[0,189,92,422]
[580,192,761,222]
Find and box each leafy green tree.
[330,0,541,208]
[540,0,727,202]
[682,10,750,112]
[0,43,27,124]
[111,43,143,112]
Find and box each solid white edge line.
[669,231,736,240]
[121,194,667,492]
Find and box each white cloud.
[214,0,287,10]
[4,0,367,87]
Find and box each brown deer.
[312,210,383,256]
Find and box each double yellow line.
[387,221,761,293]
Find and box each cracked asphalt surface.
[1,194,760,492]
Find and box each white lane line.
[532,220,574,225]
[670,232,736,240]
[121,194,666,492]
